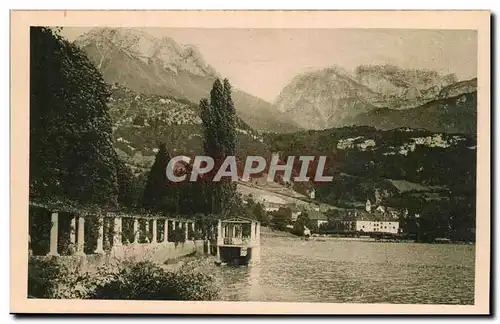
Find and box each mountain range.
[73,28,477,135]
[274,66,477,133]
[74,27,300,133]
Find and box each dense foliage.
[90,261,218,300]
[291,213,316,236]
[142,143,178,213]
[168,227,187,245]
[270,207,292,231]
[28,258,66,298]
[246,198,270,226]
[28,258,219,300]
[30,27,121,207]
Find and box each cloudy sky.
[61,27,477,102]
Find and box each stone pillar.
[164,219,169,243]
[113,216,122,247]
[70,216,76,245]
[76,216,86,255]
[48,212,59,256]
[184,222,189,241]
[144,219,150,243]
[151,218,157,244]
[217,219,223,245]
[94,216,103,254]
[216,222,221,260]
[256,222,261,244]
[191,222,195,241]
[133,218,140,244]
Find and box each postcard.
[10,10,490,315]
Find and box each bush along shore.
[28,257,219,300]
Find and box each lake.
[205,234,475,304]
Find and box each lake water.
[205,235,475,304]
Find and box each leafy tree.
[142,143,177,213]
[251,200,270,226]
[177,163,210,215]
[292,220,305,236]
[199,79,240,216]
[222,79,237,157]
[116,158,137,209]
[30,27,119,206]
[169,227,186,246]
[271,207,292,231]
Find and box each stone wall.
[30,240,205,274]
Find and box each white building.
[356,220,400,234]
[264,206,280,213]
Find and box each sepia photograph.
[10,10,490,315]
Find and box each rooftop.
[307,210,328,221]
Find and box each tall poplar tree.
[199,78,240,216]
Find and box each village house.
[355,219,400,234]
[355,200,401,234]
[326,200,402,235]
[339,210,358,231]
[287,204,302,222]
[308,209,328,228]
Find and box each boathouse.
[215,217,261,266]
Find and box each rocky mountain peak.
[75,27,217,78]
[438,78,477,99]
[273,67,384,129]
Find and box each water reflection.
[205,236,475,304]
[247,263,261,301]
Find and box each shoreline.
[304,235,475,245]
[260,228,475,245]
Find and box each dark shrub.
[169,227,186,245]
[89,261,219,300]
[28,257,67,298]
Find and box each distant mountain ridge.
[354,64,458,109]
[74,27,300,133]
[438,77,477,99]
[346,79,477,134]
[273,65,477,133]
[76,27,218,78]
[273,68,385,130]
